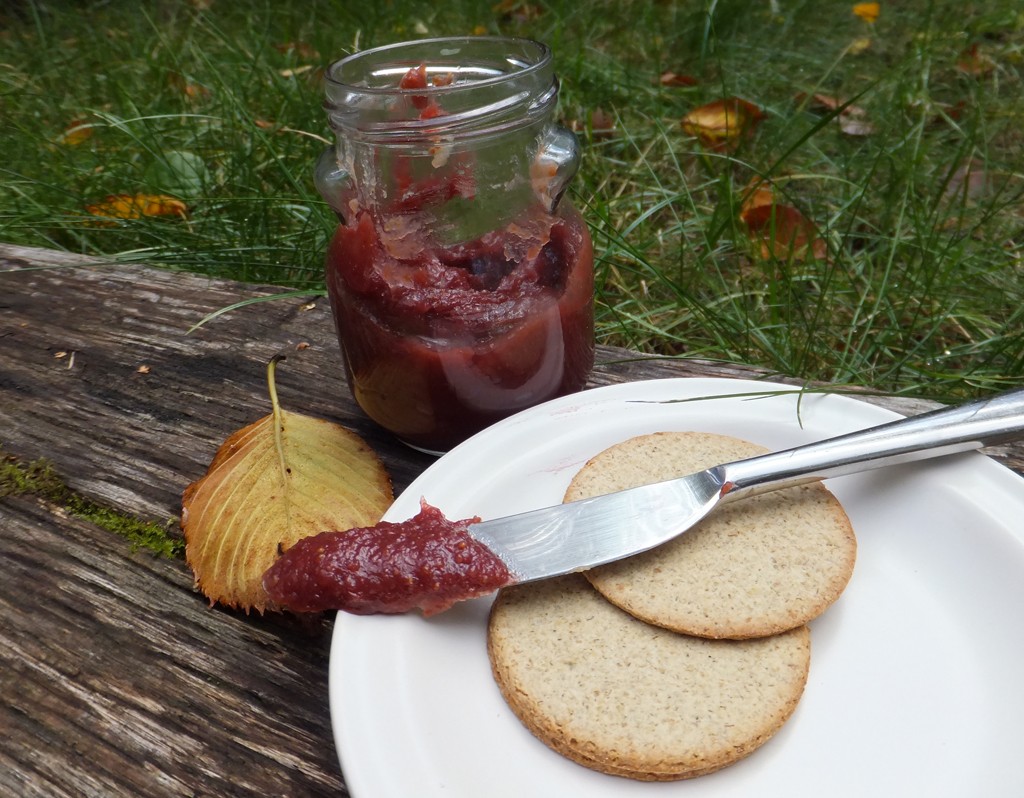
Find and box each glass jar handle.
[314,147,355,220]
[532,125,581,213]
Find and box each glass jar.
[315,36,594,454]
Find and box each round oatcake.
[566,431,857,639]
[487,574,811,781]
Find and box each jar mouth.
[325,36,551,95]
[323,36,557,143]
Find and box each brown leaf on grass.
[58,118,93,146]
[956,43,995,76]
[274,41,320,61]
[659,71,699,88]
[798,93,877,136]
[493,0,542,22]
[85,193,189,222]
[741,203,827,261]
[939,100,968,122]
[569,107,617,141]
[912,98,969,128]
[589,107,617,139]
[682,97,764,151]
[800,93,844,113]
[943,159,989,203]
[182,357,394,613]
[168,71,212,101]
[739,178,776,219]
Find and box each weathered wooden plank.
[0,244,433,519]
[1,495,342,798]
[1,242,1021,798]
[1,246,371,797]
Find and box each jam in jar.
[316,37,594,453]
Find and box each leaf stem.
[267,355,289,484]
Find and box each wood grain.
[1,243,1021,797]
[2,495,339,797]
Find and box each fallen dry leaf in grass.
[569,108,617,141]
[836,113,875,136]
[588,107,617,139]
[942,158,990,204]
[274,41,320,60]
[659,71,699,88]
[739,177,776,218]
[167,71,211,101]
[182,356,394,613]
[848,37,873,55]
[493,0,543,22]
[279,65,316,78]
[798,93,877,136]
[58,118,93,146]
[852,2,880,23]
[85,193,188,222]
[956,43,996,77]
[741,203,827,262]
[682,97,764,152]
[939,158,994,230]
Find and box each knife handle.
[719,386,1024,500]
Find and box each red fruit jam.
[325,203,594,452]
[262,502,512,616]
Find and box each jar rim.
[324,35,552,96]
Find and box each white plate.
[330,378,1024,797]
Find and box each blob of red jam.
[325,203,594,452]
[262,502,512,616]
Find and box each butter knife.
[468,387,1024,582]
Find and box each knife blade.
[468,387,1024,583]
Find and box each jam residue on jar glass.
[315,37,594,453]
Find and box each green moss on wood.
[1,449,184,559]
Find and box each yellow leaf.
[852,2,880,23]
[848,37,873,55]
[182,357,394,613]
[682,97,764,152]
[59,118,94,146]
[85,193,189,221]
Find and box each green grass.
[2,0,1022,402]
